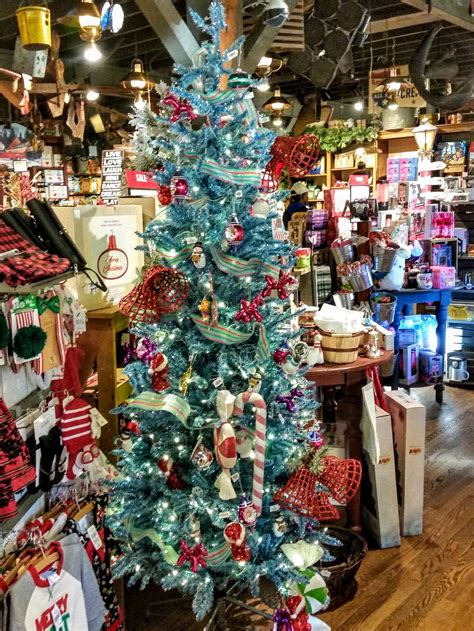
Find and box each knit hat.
[60,397,93,480]
[292,182,309,195]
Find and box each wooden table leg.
[435,297,450,405]
[321,386,337,423]
[335,379,364,532]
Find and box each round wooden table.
[306,350,393,531]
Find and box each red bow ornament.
[176,541,208,573]
[235,294,264,323]
[261,273,297,300]
[162,94,198,123]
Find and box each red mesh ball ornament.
[268,134,320,179]
[287,134,320,178]
[119,265,189,323]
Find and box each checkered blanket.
[0,218,71,287]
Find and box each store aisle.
[124,385,474,631]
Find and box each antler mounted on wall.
[409,23,474,111]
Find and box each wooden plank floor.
[124,385,474,631]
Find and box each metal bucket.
[370,291,397,324]
[372,244,398,274]
[348,263,373,292]
[331,244,355,266]
[335,292,355,309]
[16,6,51,50]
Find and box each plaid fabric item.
[0,219,70,287]
[313,265,332,304]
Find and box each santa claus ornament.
[224,522,251,562]
[148,351,170,392]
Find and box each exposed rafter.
[401,0,474,32]
[369,11,438,34]
[134,0,200,65]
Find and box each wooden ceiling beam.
[401,0,474,32]
[369,11,439,34]
[242,0,300,73]
[133,0,200,65]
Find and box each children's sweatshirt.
[8,533,105,631]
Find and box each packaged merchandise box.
[385,391,426,536]
[54,204,144,311]
[361,405,401,548]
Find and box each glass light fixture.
[84,41,102,62]
[122,58,149,91]
[354,99,364,112]
[386,80,401,92]
[273,115,284,127]
[262,86,291,113]
[412,122,438,157]
[134,92,146,111]
[59,0,101,29]
[86,88,99,101]
[387,96,399,110]
[257,77,270,92]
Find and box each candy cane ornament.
[233,391,267,516]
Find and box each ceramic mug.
[448,367,469,382]
[416,272,433,290]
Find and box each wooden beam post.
[401,0,474,32]
[242,0,300,73]
[134,0,200,65]
[369,12,439,34]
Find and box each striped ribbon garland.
[205,541,232,566]
[201,89,259,125]
[148,243,194,265]
[184,151,260,186]
[125,391,191,427]
[125,519,179,566]
[210,245,280,279]
[191,315,269,361]
[233,391,267,516]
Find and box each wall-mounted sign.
[100,149,124,204]
[369,65,426,113]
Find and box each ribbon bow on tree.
[162,94,198,123]
[123,343,137,365]
[36,296,60,314]
[136,338,158,362]
[235,294,264,323]
[261,273,296,300]
[272,607,293,631]
[176,540,208,573]
[276,387,304,413]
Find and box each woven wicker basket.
[314,526,368,611]
[320,329,363,364]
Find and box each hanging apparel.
[0,399,35,520]
[66,496,123,630]
[8,534,105,631]
[33,292,67,375]
[60,398,94,480]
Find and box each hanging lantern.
[122,59,151,91]
[16,5,51,51]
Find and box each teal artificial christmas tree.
[108,2,359,622]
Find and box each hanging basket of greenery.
[304,124,379,153]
